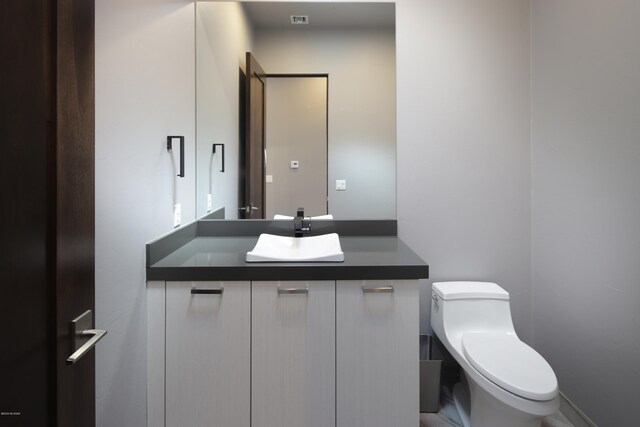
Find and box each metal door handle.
[362,286,394,293]
[66,309,107,365]
[278,287,309,295]
[66,329,107,365]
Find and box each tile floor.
[419,380,576,427]
[419,408,575,427]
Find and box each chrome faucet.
[293,207,311,237]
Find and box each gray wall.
[531,0,640,425]
[95,1,195,426]
[196,2,254,219]
[395,0,533,342]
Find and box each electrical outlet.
[207,194,212,212]
[173,203,181,228]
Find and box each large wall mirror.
[196,1,396,220]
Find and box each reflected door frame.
[264,73,329,218]
[243,52,267,219]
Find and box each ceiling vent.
[290,15,309,25]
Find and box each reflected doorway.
[241,52,266,219]
[265,75,328,218]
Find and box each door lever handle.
[66,309,107,365]
[66,329,107,365]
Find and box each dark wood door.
[0,0,97,425]
[1,1,53,424]
[243,52,267,219]
[55,0,97,425]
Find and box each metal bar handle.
[167,136,185,177]
[191,287,224,295]
[362,286,394,293]
[212,143,225,172]
[66,329,107,365]
[278,287,309,295]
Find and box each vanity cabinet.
[163,281,251,427]
[252,281,335,427]
[147,279,418,427]
[337,280,419,427]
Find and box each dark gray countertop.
[146,220,429,282]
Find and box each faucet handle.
[294,207,311,237]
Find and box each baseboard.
[559,392,598,427]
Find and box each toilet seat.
[462,332,558,401]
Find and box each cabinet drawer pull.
[362,286,394,293]
[277,287,309,295]
[191,287,224,295]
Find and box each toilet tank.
[431,282,516,349]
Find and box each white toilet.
[430,281,560,427]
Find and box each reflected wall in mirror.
[196,1,396,219]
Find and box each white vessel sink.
[246,233,344,262]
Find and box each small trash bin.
[420,334,442,413]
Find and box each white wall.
[531,1,640,425]
[395,0,532,340]
[255,27,396,219]
[95,1,195,426]
[196,2,254,218]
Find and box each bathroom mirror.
[196,1,396,220]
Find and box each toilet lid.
[462,332,558,401]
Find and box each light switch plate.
[266,175,273,183]
[173,203,181,228]
[336,179,347,191]
[290,160,299,169]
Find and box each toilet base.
[451,371,549,427]
[452,381,471,427]
[467,376,544,427]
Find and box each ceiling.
[241,2,395,29]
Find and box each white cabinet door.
[165,281,250,427]
[252,281,335,427]
[336,280,419,427]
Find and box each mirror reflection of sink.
[246,233,344,262]
[273,214,334,220]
